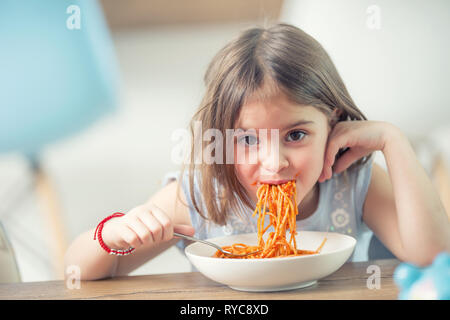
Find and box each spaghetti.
[214,180,326,259]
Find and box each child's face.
[233,91,331,206]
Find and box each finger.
[319,156,334,182]
[147,203,173,241]
[120,225,142,249]
[319,150,331,183]
[333,149,358,174]
[324,135,351,180]
[136,210,158,241]
[114,236,131,250]
[139,211,164,242]
[126,218,151,245]
[333,148,369,174]
[325,138,345,168]
[318,169,327,183]
[149,209,173,242]
[174,224,196,237]
[326,163,334,180]
[318,160,333,182]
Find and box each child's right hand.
[100,204,195,250]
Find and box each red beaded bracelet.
[94,212,135,256]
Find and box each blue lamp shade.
[0,0,120,156]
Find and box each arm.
[113,181,193,276]
[64,228,120,281]
[320,121,450,266]
[363,127,450,266]
[64,180,193,280]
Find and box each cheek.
[233,143,261,184]
[234,164,250,181]
[234,164,256,188]
[293,155,321,191]
[293,142,326,177]
[292,142,327,201]
[234,164,259,201]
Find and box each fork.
[150,203,261,257]
[173,232,261,258]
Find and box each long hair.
[179,23,370,226]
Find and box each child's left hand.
[318,120,399,182]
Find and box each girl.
[65,23,450,280]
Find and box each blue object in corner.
[0,0,120,158]
[394,252,450,300]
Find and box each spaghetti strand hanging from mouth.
[214,180,326,258]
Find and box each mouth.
[258,179,293,185]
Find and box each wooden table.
[0,259,400,300]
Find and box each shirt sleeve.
[161,170,180,188]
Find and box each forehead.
[235,92,328,130]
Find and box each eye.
[286,130,306,142]
[237,135,259,146]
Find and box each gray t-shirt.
[162,159,374,264]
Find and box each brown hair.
[178,23,370,226]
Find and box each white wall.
[281,0,450,140]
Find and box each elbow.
[63,263,112,281]
[401,242,450,267]
[64,250,113,281]
[63,251,85,282]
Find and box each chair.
[0,222,21,283]
[0,0,119,280]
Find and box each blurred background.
[0,0,449,282]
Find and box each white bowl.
[185,231,356,292]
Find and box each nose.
[259,149,289,174]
